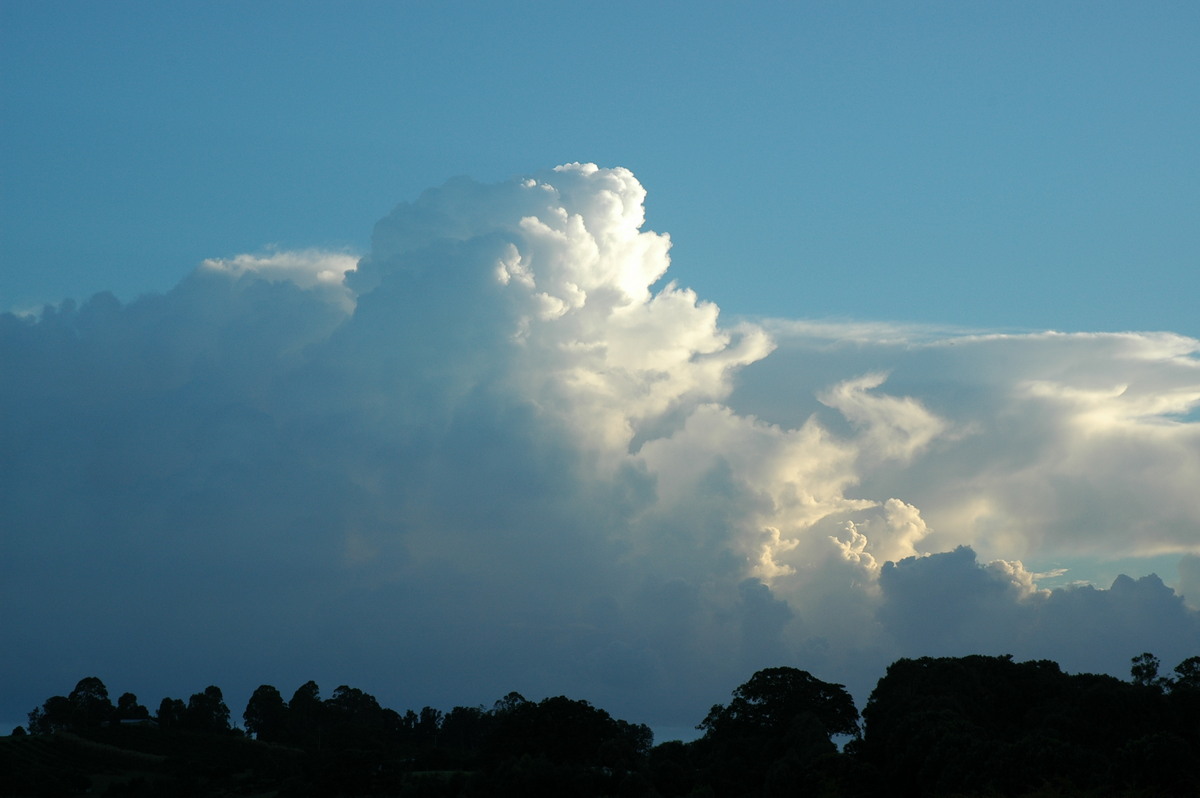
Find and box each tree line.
[4,652,1199,797]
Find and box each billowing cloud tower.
[2,164,1198,732]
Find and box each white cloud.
[742,325,1200,564]
[2,164,1197,731]
[200,248,360,312]
[818,372,948,464]
[831,498,931,568]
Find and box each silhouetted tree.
[18,655,1194,796]
[1174,655,1200,690]
[115,691,150,721]
[243,684,288,742]
[156,696,186,729]
[440,704,488,755]
[287,680,325,748]
[700,666,860,740]
[184,685,231,733]
[25,678,116,734]
[861,654,1200,797]
[1131,651,1168,690]
[696,666,859,796]
[480,693,652,796]
[68,676,113,728]
[27,694,72,734]
[647,739,698,798]
[493,691,530,713]
[324,685,394,751]
[414,705,443,748]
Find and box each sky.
[2,2,1199,739]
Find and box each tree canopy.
[696,666,860,796]
[11,653,1200,797]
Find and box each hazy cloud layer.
[2,164,1198,731]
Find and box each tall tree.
[156,697,186,729]
[700,666,860,740]
[243,685,288,742]
[697,667,859,796]
[68,677,113,728]
[1174,655,1200,690]
[185,685,231,733]
[288,680,324,747]
[1131,651,1167,689]
[414,705,443,748]
[324,685,390,749]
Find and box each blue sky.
[2,2,1199,738]
[4,1,1197,332]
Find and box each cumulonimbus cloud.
[2,163,1197,732]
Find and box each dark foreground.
[4,652,1198,797]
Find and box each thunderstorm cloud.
[2,164,1198,730]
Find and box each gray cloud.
[2,164,1198,734]
[878,547,1200,677]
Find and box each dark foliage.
[859,653,1200,797]
[183,686,231,734]
[115,692,150,721]
[26,677,117,736]
[694,666,860,797]
[242,684,288,742]
[478,694,653,796]
[155,697,185,729]
[8,652,1198,797]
